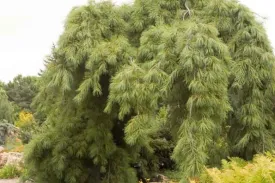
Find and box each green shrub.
[0,121,17,146]
[0,165,22,179]
[199,152,275,183]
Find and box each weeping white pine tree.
[25,0,275,182]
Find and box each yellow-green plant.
[15,111,35,128]
[15,110,37,144]
[200,152,275,183]
[0,165,22,179]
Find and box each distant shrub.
[0,121,17,146]
[0,165,22,179]
[15,111,35,129]
[199,152,275,183]
[15,111,37,144]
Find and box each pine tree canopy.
[25,0,275,182]
[4,75,38,111]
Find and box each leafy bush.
[199,152,275,183]
[0,165,22,179]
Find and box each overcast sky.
[0,0,274,82]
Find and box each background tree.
[0,88,14,123]
[0,87,16,146]
[4,75,38,112]
[24,0,275,182]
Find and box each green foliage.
[200,153,275,183]
[0,81,4,88]
[163,170,182,181]
[0,165,22,179]
[0,120,17,146]
[0,88,14,122]
[4,75,38,111]
[25,2,138,183]
[15,111,38,144]
[209,0,275,160]
[24,0,275,182]
[20,168,32,183]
